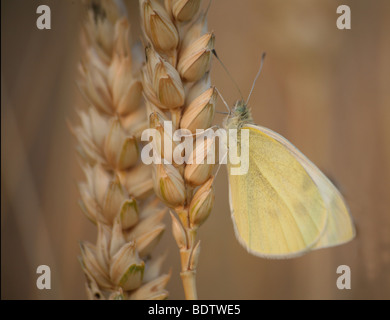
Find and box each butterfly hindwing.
[253,126,355,250]
[228,125,328,258]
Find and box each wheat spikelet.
[140,0,216,300]
[73,0,169,300]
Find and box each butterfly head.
[224,100,253,130]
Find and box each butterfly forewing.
[228,125,328,258]
[252,126,356,249]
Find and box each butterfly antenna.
[212,49,244,102]
[246,52,266,105]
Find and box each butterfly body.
[223,100,253,130]
[224,100,355,258]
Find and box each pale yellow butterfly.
[222,56,355,258]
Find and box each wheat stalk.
[139,0,216,300]
[72,0,169,300]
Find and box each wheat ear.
[73,0,169,300]
[140,0,216,300]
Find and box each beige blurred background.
[2,0,390,300]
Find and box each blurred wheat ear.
[71,0,170,300]
[140,0,217,300]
